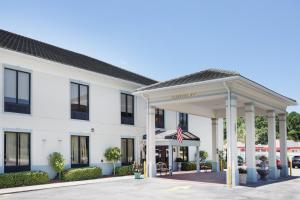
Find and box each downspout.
[223,82,232,187]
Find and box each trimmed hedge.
[0,171,49,189]
[200,161,212,170]
[181,162,197,171]
[115,166,133,176]
[62,167,102,181]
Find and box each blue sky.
[0,0,299,112]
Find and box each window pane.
[127,139,134,163]
[4,69,17,103]
[121,94,126,113]
[71,83,79,111]
[80,85,88,106]
[80,137,88,164]
[127,95,133,114]
[121,139,127,164]
[18,72,30,104]
[5,133,17,166]
[19,133,29,166]
[71,136,79,164]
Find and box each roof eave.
[237,76,298,106]
[134,76,240,95]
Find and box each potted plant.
[132,162,142,179]
[257,155,269,181]
[238,168,247,184]
[175,158,184,171]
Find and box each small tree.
[104,147,122,175]
[49,152,65,180]
[198,151,208,163]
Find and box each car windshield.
[293,156,300,160]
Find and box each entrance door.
[156,146,169,166]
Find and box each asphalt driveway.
[0,171,299,200]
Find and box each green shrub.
[181,162,196,171]
[49,152,65,179]
[239,168,247,174]
[0,171,49,189]
[62,167,102,181]
[115,166,133,176]
[200,161,212,170]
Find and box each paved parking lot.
[0,169,299,200]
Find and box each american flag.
[177,126,183,143]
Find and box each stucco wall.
[0,48,146,177]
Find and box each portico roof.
[135,68,297,118]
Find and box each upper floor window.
[4,132,30,173]
[179,113,188,131]
[4,68,31,114]
[121,93,134,125]
[71,82,89,120]
[155,109,165,129]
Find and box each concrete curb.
[0,175,134,195]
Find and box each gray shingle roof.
[137,69,239,91]
[0,29,157,85]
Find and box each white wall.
[0,48,146,177]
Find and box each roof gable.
[137,68,239,91]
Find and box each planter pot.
[239,174,247,185]
[134,172,142,179]
[257,169,269,181]
[177,162,182,171]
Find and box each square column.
[146,106,156,177]
[245,103,257,183]
[196,146,200,173]
[279,113,288,177]
[267,110,277,179]
[211,118,219,172]
[226,96,239,186]
[168,145,173,174]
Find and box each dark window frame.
[4,68,31,114]
[121,93,134,125]
[71,135,90,168]
[155,109,165,129]
[71,82,89,120]
[4,132,31,173]
[179,146,189,162]
[121,138,135,166]
[179,113,188,131]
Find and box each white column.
[226,96,239,186]
[211,118,219,172]
[267,110,277,179]
[217,118,224,153]
[196,146,200,173]
[279,113,288,177]
[168,145,173,174]
[245,103,257,183]
[146,106,156,177]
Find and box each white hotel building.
[0,29,221,178]
[0,29,296,186]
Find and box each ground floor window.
[4,132,30,173]
[179,146,189,162]
[121,138,134,165]
[71,135,89,167]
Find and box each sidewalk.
[0,175,134,195]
